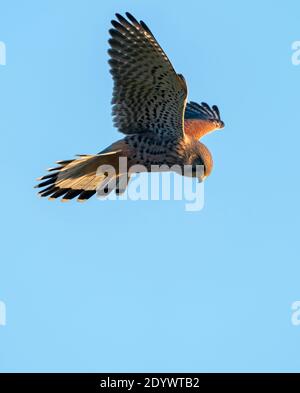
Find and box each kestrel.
[36,12,224,202]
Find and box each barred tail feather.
[35,150,125,202]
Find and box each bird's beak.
[219,121,225,129]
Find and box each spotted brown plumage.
[109,12,187,138]
[35,12,223,202]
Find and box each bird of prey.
[36,12,224,202]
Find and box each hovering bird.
[36,12,224,202]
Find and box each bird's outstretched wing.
[184,101,224,140]
[109,12,187,138]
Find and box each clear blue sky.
[0,0,300,372]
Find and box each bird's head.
[183,140,214,182]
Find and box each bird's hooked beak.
[197,175,207,183]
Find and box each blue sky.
[0,0,300,371]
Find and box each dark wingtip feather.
[115,13,130,26]
[77,190,96,202]
[34,178,56,189]
[109,28,125,40]
[48,189,68,200]
[56,159,73,165]
[140,20,154,37]
[36,173,57,181]
[185,101,223,122]
[111,20,127,33]
[212,105,220,119]
[61,189,83,202]
[47,166,63,172]
[201,102,210,110]
[125,12,139,26]
[39,187,59,197]
[115,13,124,22]
[189,101,201,108]
[200,102,215,117]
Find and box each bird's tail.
[35,149,130,202]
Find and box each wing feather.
[108,13,187,138]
